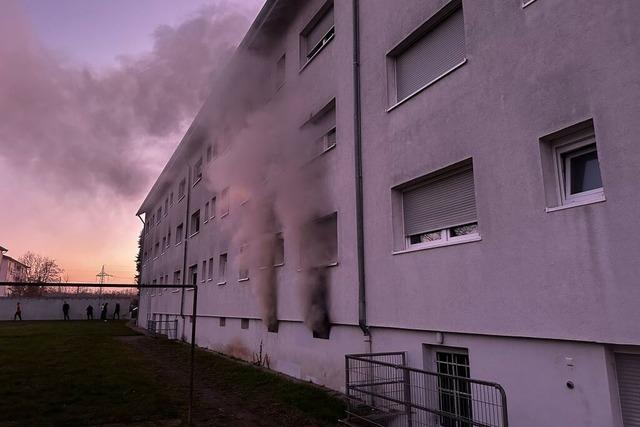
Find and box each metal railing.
[345,352,508,427]
[147,317,178,340]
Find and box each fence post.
[403,366,413,426]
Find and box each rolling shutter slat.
[307,7,334,55]
[617,353,640,427]
[396,8,465,102]
[403,167,476,236]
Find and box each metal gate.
[344,352,508,427]
[147,315,178,340]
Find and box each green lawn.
[0,320,346,426]
[0,321,182,426]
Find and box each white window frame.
[554,139,604,207]
[405,223,480,251]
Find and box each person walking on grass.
[62,301,70,320]
[86,304,94,320]
[100,302,108,321]
[113,303,120,320]
[13,302,22,321]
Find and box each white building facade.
[0,246,28,296]
[137,1,640,425]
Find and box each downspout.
[180,164,192,340]
[353,0,369,338]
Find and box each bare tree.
[9,252,64,297]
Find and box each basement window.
[387,1,466,108]
[300,1,334,67]
[190,210,200,237]
[435,350,472,426]
[241,318,250,330]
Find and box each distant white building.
[0,246,28,296]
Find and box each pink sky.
[0,0,262,283]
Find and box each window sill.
[178,195,185,203]
[545,195,606,213]
[189,231,200,238]
[209,216,215,221]
[207,278,213,282]
[299,32,334,73]
[171,289,180,293]
[387,59,467,113]
[192,177,202,187]
[522,0,538,8]
[238,278,250,283]
[393,235,481,255]
[186,288,194,292]
[220,212,229,219]
[175,242,182,247]
[217,281,227,286]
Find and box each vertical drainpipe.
[353,0,369,339]
[180,164,192,340]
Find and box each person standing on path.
[113,303,120,320]
[62,301,70,320]
[86,305,94,320]
[14,302,22,321]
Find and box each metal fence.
[345,352,508,427]
[147,317,178,340]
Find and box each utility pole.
[96,265,113,305]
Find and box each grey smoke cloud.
[0,0,260,199]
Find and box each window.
[154,242,160,258]
[167,230,171,248]
[540,120,604,210]
[190,210,200,236]
[238,244,249,281]
[241,318,249,330]
[274,233,285,266]
[194,157,203,185]
[220,188,229,217]
[188,264,198,286]
[164,198,168,215]
[161,237,166,253]
[178,179,186,200]
[169,192,174,206]
[210,197,216,220]
[310,99,336,154]
[156,207,162,224]
[206,145,213,162]
[208,257,214,280]
[173,270,181,285]
[301,2,334,65]
[615,352,640,427]
[164,274,169,288]
[303,213,338,267]
[388,1,466,106]
[218,253,228,284]
[201,260,207,283]
[219,317,226,327]
[204,202,210,222]
[398,160,478,250]
[275,53,286,90]
[176,223,184,245]
[435,350,472,427]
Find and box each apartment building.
[0,246,28,296]
[137,1,640,425]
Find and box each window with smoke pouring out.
[220,188,230,217]
[238,244,249,281]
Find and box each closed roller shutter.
[617,353,640,427]
[395,7,465,102]
[403,165,476,237]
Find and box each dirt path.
[119,335,340,427]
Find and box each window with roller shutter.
[388,1,466,106]
[300,2,334,66]
[616,353,640,427]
